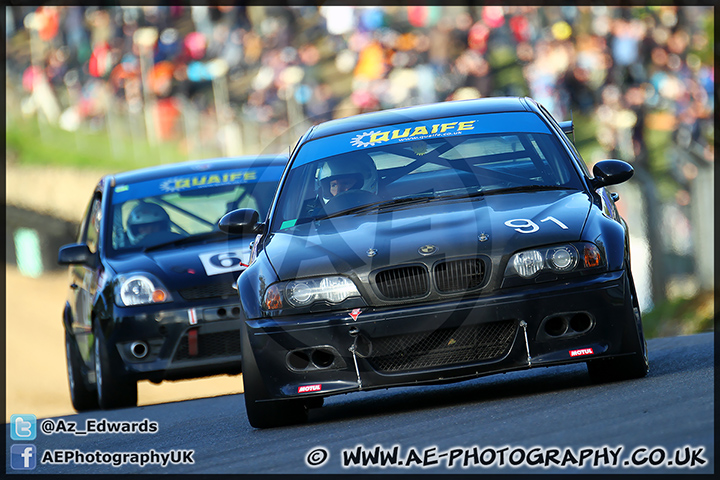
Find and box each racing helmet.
[318,155,378,200]
[127,202,170,244]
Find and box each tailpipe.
[130,341,149,359]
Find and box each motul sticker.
[298,384,322,393]
[569,348,594,357]
[349,308,362,321]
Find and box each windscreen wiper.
[319,194,436,220]
[143,230,227,252]
[481,185,574,196]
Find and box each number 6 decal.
[505,216,568,234]
[199,249,249,276]
[211,252,244,269]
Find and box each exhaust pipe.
[130,341,148,359]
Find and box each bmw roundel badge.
[418,244,438,256]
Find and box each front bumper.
[109,301,244,382]
[245,270,636,400]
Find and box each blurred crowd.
[5,5,715,306]
[6,5,713,161]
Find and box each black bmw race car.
[219,97,648,428]
[58,155,287,411]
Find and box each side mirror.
[58,244,96,266]
[218,208,262,235]
[590,160,634,189]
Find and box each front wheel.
[587,269,649,382]
[65,331,99,412]
[93,326,138,409]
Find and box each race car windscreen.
[108,168,281,253]
[273,113,583,231]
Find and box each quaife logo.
[350,120,477,148]
[10,414,37,440]
[11,444,37,470]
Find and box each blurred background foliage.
[5,5,714,337]
[7,115,186,170]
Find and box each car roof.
[306,96,536,140]
[108,154,288,186]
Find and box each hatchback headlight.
[115,274,172,306]
[263,276,361,310]
[505,243,604,279]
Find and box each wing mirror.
[590,160,634,189]
[218,208,264,235]
[58,244,96,266]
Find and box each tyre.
[587,268,649,382]
[241,327,308,428]
[93,325,138,409]
[65,331,99,412]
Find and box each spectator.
[6,5,713,164]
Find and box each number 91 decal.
[504,216,568,234]
[198,250,250,276]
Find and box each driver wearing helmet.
[326,174,361,197]
[126,202,178,245]
[318,156,377,203]
[302,155,378,217]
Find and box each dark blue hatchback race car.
[220,97,648,428]
[59,155,286,411]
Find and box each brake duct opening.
[286,346,346,372]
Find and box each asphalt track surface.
[6,332,714,475]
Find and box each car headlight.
[115,274,173,306]
[263,276,361,311]
[504,243,604,280]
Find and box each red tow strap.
[188,328,198,356]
